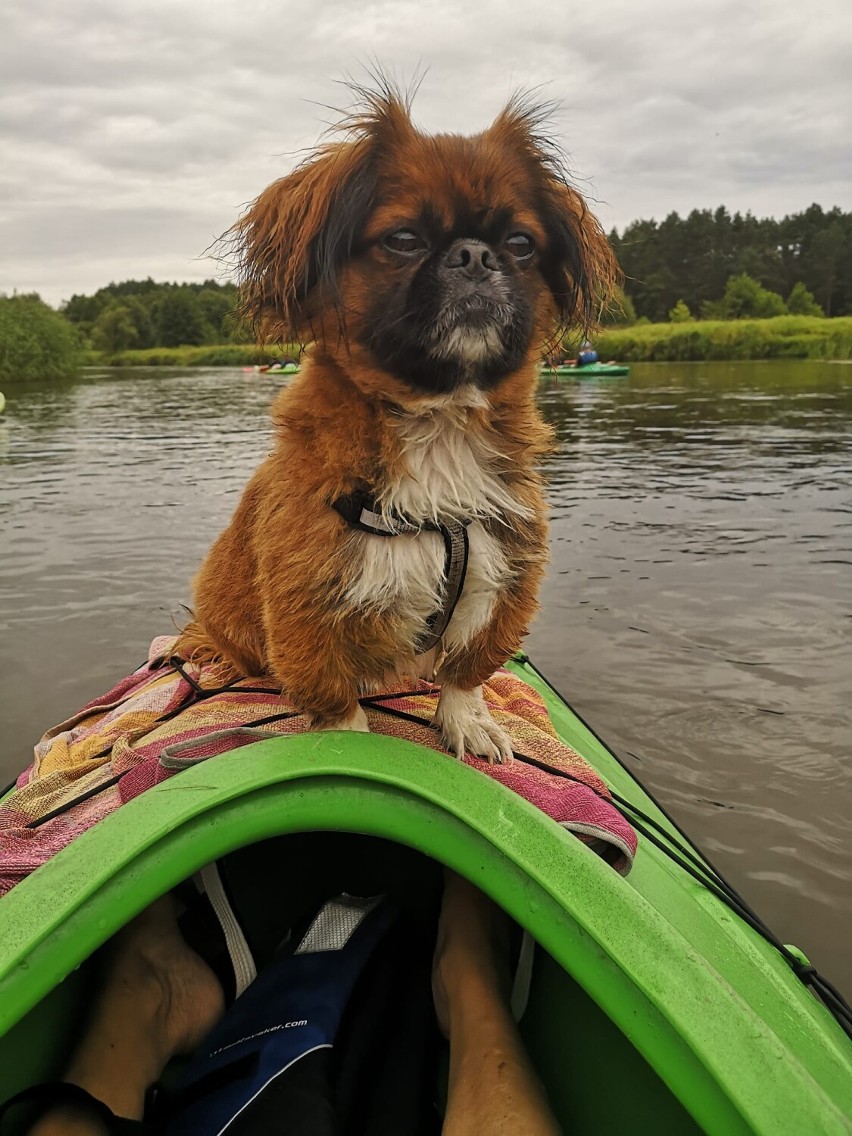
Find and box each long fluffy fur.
[178,83,617,758]
[228,86,616,344]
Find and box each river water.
[1,361,850,987]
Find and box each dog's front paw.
[433,686,514,765]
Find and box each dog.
[177,85,616,763]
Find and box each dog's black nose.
[442,239,499,279]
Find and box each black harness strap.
[419,517,469,653]
[332,491,471,655]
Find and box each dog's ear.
[232,138,376,343]
[490,97,620,334]
[536,179,619,333]
[231,86,417,344]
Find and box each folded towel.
[0,637,636,896]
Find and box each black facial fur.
[291,140,581,390]
[359,205,538,394]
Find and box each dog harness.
[332,490,470,655]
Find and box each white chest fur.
[342,391,527,657]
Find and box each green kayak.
[0,656,849,1134]
[541,363,630,377]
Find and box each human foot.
[59,894,225,1122]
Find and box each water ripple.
[2,360,851,984]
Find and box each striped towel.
[0,637,637,896]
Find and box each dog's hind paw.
[312,706,370,733]
[433,685,514,765]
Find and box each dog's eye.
[384,230,425,255]
[505,233,535,260]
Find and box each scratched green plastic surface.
[0,657,850,1134]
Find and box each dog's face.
[234,90,616,395]
[345,137,553,394]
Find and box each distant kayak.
[541,362,630,378]
[241,363,301,375]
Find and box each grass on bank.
[89,316,852,368]
[87,343,286,367]
[594,315,852,362]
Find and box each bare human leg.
[28,894,224,1136]
[433,871,562,1136]
[17,872,560,1135]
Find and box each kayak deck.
[0,657,849,1134]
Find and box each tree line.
[62,279,243,354]
[9,202,851,368]
[609,203,851,323]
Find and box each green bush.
[155,291,211,347]
[786,282,824,317]
[609,204,852,321]
[0,293,84,382]
[704,273,788,320]
[668,299,694,323]
[91,304,140,354]
[63,279,240,346]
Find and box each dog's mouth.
[427,294,513,365]
[425,285,519,369]
[438,293,512,327]
[364,265,532,392]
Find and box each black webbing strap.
[418,518,469,653]
[332,491,470,655]
[332,490,424,537]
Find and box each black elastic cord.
[12,658,851,1037]
[359,689,438,707]
[22,653,297,829]
[167,657,277,699]
[27,774,124,830]
[513,656,852,1038]
[19,680,423,830]
[23,713,303,830]
[365,691,852,1037]
[519,654,750,886]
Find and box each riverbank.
[86,343,285,367]
[595,315,852,362]
[86,316,852,367]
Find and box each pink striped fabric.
[0,637,636,895]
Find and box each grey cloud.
[2,0,850,303]
[0,204,217,262]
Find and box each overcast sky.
[2,0,850,306]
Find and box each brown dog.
[177,86,616,762]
